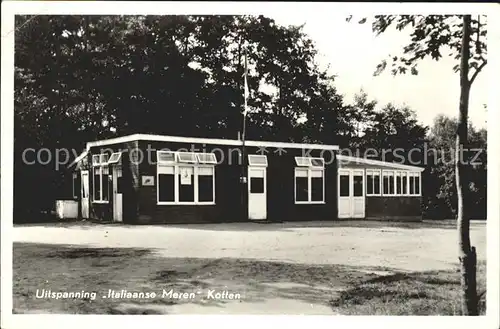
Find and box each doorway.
[112,166,123,222]
[80,170,90,218]
[248,167,267,220]
[338,169,365,218]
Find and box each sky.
[270,13,488,130]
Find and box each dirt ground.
[13,220,486,272]
[12,220,487,315]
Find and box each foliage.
[425,115,487,219]
[14,15,351,218]
[14,15,486,222]
[351,15,487,221]
[365,15,487,83]
[356,14,488,315]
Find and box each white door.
[112,166,123,222]
[338,169,365,218]
[352,169,365,218]
[248,167,267,220]
[80,170,90,218]
[338,169,351,218]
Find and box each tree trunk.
[456,14,478,316]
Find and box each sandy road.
[13,221,486,272]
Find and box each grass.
[13,242,486,315]
[329,263,487,315]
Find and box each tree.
[347,90,377,145]
[358,103,428,164]
[355,14,487,315]
[14,15,350,220]
[425,114,487,221]
[300,72,353,147]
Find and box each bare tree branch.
[469,60,487,86]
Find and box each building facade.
[70,134,424,224]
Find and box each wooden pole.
[240,50,249,221]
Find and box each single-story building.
[68,133,424,224]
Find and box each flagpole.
[241,50,249,221]
[242,50,248,150]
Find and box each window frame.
[248,154,268,167]
[380,170,421,197]
[394,171,409,196]
[395,171,403,196]
[107,152,122,164]
[177,152,198,164]
[197,165,216,203]
[72,172,79,199]
[366,169,381,196]
[157,150,176,164]
[338,170,351,198]
[295,156,325,168]
[156,151,216,205]
[92,153,110,203]
[382,170,395,196]
[92,154,100,166]
[408,172,422,196]
[402,171,409,196]
[294,166,325,204]
[197,153,218,165]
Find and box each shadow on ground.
[13,243,394,314]
[13,243,486,315]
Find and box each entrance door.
[248,167,267,220]
[338,169,365,218]
[112,166,123,222]
[351,169,365,218]
[338,169,351,218]
[80,170,90,218]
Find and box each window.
[72,172,80,199]
[248,155,268,167]
[409,172,421,195]
[158,151,176,163]
[353,174,363,197]
[311,158,325,167]
[339,174,350,197]
[82,172,89,198]
[250,177,265,194]
[177,152,197,163]
[396,171,402,195]
[178,166,195,202]
[108,152,122,164]
[198,167,215,202]
[157,151,216,204]
[295,168,309,202]
[366,170,380,195]
[382,170,395,195]
[295,157,324,168]
[294,157,325,204]
[92,154,100,166]
[311,169,324,201]
[197,153,217,164]
[402,172,408,195]
[116,168,123,194]
[395,171,413,195]
[295,157,311,167]
[92,153,109,202]
[158,165,175,202]
[379,170,420,196]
